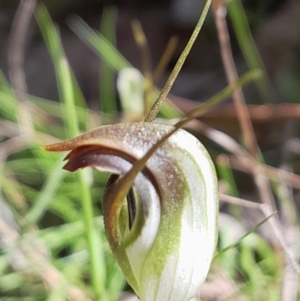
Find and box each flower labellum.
[43,122,218,301]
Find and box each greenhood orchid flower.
[44,122,218,301]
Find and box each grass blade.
[35,6,107,300]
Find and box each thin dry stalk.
[8,0,35,137]
[226,156,300,273]
[2,170,28,212]
[131,20,153,115]
[212,1,276,210]
[0,136,28,162]
[185,119,247,157]
[212,0,300,274]
[202,103,300,120]
[276,174,299,301]
[212,1,257,159]
[182,117,300,192]
[219,193,300,274]
[153,36,179,85]
[229,156,300,190]
[212,0,276,208]
[282,262,299,301]
[219,193,264,210]
[174,118,300,273]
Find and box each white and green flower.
[44,122,218,301]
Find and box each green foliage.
[0,1,299,301]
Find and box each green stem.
[109,70,261,227]
[60,57,106,301]
[78,171,106,300]
[144,0,212,122]
[25,157,65,226]
[36,6,106,299]
[228,0,272,103]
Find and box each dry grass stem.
[213,3,257,159]
[219,193,300,274]
[277,177,300,301]
[0,136,28,162]
[131,19,153,115]
[185,119,247,156]
[229,156,300,190]
[219,193,265,210]
[153,36,179,85]
[8,0,35,137]
[212,1,300,275]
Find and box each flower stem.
[144,0,212,122]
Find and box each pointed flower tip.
[41,142,67,152]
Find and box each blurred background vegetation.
[0,0,299,300]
